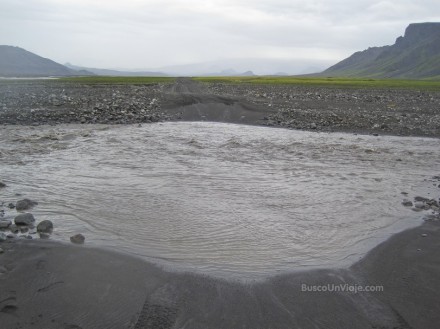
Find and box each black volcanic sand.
[0,220,439,329]
[1,78,440,137]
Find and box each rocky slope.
[322,22,440,79]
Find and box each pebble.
[0,232,6,242]
[421,233,428,237]
[402,200,413,207]
[70,234,85,244]
[0,182,6,188]
[0,247,4,254]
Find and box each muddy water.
[0,123,438,279]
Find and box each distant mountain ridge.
[65,63,256,77]
[64,63,168,77]
[0,45,92,77]
[322,22,440,79]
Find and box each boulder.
[14,213,36,226]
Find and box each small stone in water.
[421,233,428,237]
[70,234,85,244]
[39,233,50,239]
[9,224,19,234]
[14,213,35,226]
[16,199,38,211]
[0,220,11,229]
[37,220,53,234]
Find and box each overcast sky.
[1,0,439,73]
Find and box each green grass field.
[193,76,440,90]
[58,76,175,84]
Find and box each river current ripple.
[0,122,438,279]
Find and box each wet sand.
[1,219,439,329]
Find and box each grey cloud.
[0,0,439,73]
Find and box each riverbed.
[0,122,438,279]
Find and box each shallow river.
[0,122,439,279]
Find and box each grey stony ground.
[204,82,440,137]
[1,79,439,137]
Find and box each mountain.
[322,22,440,79]
[154,58,333,76]
[0,46,92,77]
[64,63,168,77]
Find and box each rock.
[19,235,32,239]
[9,224,19,234]
[15,199,38,211]
[39,233,51,239]
[0,247,4,254]
[402,200,413,207]
[37,220,53,234]
[421,233,428,237]
[70,234,85,244]
[8,203,15,209]
[0,182,6,188]
[414,201,427,209]
[0,233,6,242]
[0,265,7,273]
[0,220,11,229]
[14,213,36,226]
[414,196,429,202]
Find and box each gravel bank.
[204,82,440,137]
[1,79,439,137]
